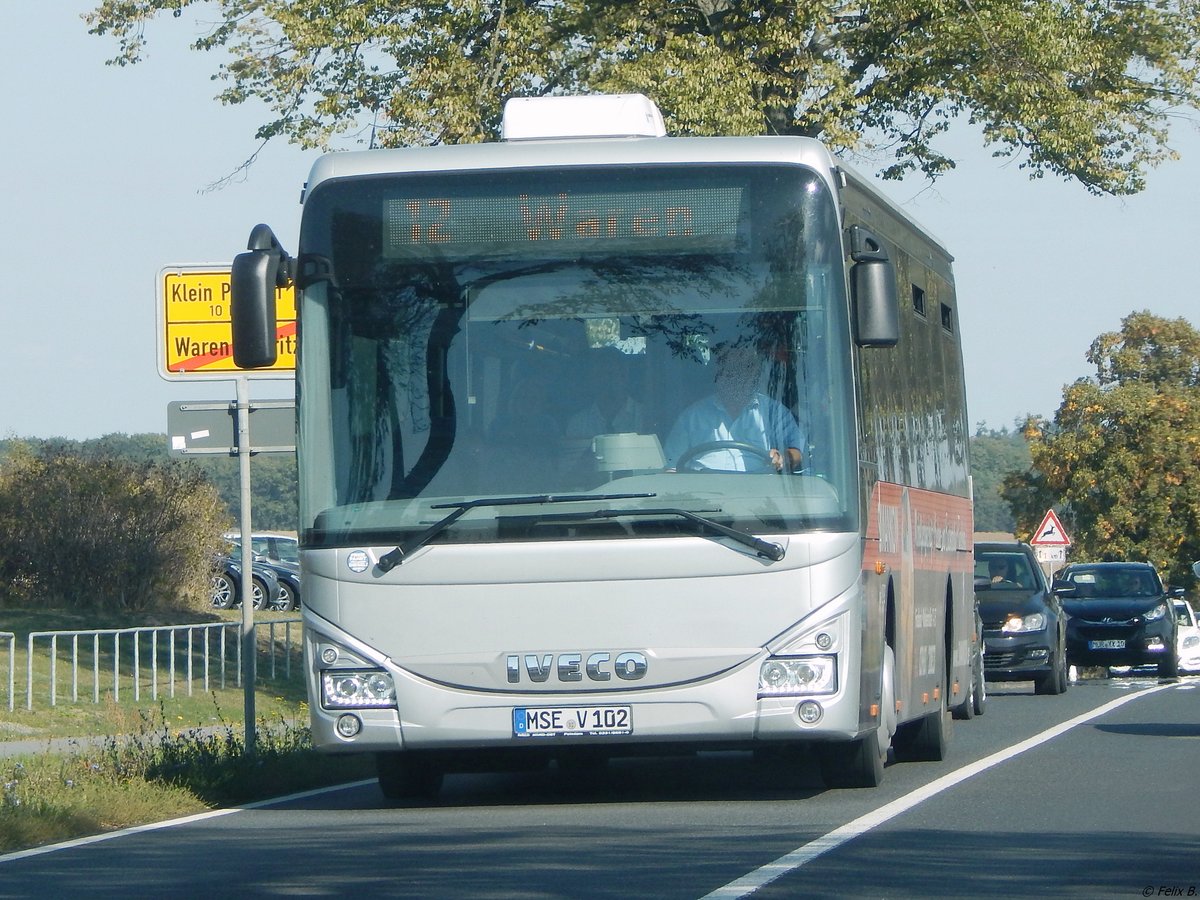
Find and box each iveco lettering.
[230,93,976,798]
[507,652,649,683]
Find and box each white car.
[1174,600,1200,674]
[223,531,299,564]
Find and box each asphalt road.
[2,674,1197,899]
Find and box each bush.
[0,442,227,612]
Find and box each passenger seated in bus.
[560,346,650,485]
[564,346,648,439]
[663,343,805,473]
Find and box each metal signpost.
[158,265,296,753]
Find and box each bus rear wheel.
[376,752,444,801]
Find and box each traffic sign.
[158,265,296,380]
[167,400,296,456]
[1030,509,1071,546]
[1034,545,1066,564]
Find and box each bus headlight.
[321,669,396,709]
[758,656,837,697]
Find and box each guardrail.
[1,632,14,712]
[22,619,301,711]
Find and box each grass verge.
[0,701,375,854]
[0,605,376,853]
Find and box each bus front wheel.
[818,733,885,788]
[892,695,951,762]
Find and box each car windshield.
[975,552,1035,590]
[1062,569,1160,599]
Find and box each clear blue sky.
[3,3,1198,441]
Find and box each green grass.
[0,703,376,853]
[0,605,376,853]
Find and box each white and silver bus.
[231,94,975,795]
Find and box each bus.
[231,93,975,795]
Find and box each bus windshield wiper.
[376,492,656,571]
[517,507,785,562]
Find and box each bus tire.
[819,733,885,788]
[820,642,895,788]
[951,676,975,720]
[972,656,987,716]
[893,694,951,762]
[953,644,983,719]
[376,752,443,801]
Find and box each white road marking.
[702,681,1180,898]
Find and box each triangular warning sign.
[1030,509,1071,546]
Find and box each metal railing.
[1,632,14,712]
[22,619,301,710]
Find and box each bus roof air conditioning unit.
[501,94,667,141]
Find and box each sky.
[3,3,1199,441]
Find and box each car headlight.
[1002,612,1046,634]
[321,669,396,709]
[1144,603,1168,622]
[759,656,837,697]
[1182,635,1200,650]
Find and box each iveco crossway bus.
[230,93,975,796]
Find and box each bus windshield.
[296,164,858,548]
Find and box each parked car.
[225,534,301,611]
[1174,600,1200,674]
[1053,561,1182,677]
[211,555,281,611]
[973,541,1069,695]
[224,531,299,564]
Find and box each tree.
[0,435,299,533]
[1003,311,1200,586]
[969,424,1030,533]
[86,0,1200,194]
[0,442,227,611]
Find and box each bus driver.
[664,343,805,473]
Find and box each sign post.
[159,264,296,755]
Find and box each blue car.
[225,534,301,611]
[211,555,281,611]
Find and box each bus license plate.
[513,705,632,737]
[1089,639,1126,650]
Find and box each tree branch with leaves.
[86,0,1200,194]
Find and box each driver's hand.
[769,448,784,472]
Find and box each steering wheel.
[674,441,776,474]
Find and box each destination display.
[384,186,743,257]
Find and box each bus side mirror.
[848,225,899,347]
[231,224,292,368]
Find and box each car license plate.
[513,705,632,737]
[1089,639,1126,650]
